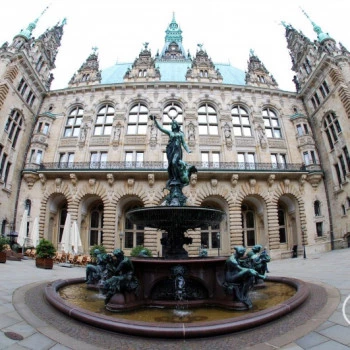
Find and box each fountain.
[44,115,309,338]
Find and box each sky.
[0,0,349,92]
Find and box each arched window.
[198,103,218,135]
[58,205,67,243]
[262,108,282,138]
[241,204,255,246]
[124,205,144,248]
[4,109,23,148]
[323,112,342,150]
[231,105,251,136]
[163,102,183,127]
[25,199,31,216]
[94,104,114,136]
[278,208,287,243]
[90,203,104,246]
[127,103,148,134]
[314,200,321,216]
[64,106,83,137]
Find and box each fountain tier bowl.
[45,276,309,339]
[126,206,226,231]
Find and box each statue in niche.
[80,123,88,142]
[257,124,267,149]
[223,123,232,147]
[113,123,121,144]
[188,122,195,142]
[223,246,266,309]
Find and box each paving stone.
[295,332,329,348]
[308,340,350,350]
[318,324,350,345]
[18,332,56,350]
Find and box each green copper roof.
[301,9,331,43]
[101,61,245,85]
[16,6,49,40]
[165,13,183,43]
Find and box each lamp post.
[216,232,220,256]
[301,226,306,259]
[119,232,124,250]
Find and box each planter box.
[0,251,6,263]
[36,257,54,269]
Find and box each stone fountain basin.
[45,276,309,339]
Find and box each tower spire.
[17,6,49,40]
[301,8,331,43]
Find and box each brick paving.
[0,249,349,349]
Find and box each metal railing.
[23,161,317,172]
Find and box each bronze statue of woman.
[149,115,196,206]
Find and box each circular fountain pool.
[45,276,309,338]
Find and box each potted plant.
[0,236,10,263]
[35,238,56,269]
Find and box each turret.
[158,13,188,61]
[68,47,102,87]
[123,43,160,82]
[186,44,222,83]
[245,49,278,89]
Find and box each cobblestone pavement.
[0,248,349,349]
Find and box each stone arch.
[272,181,307,249]
[74,181,113,251]
[194,182,239,253]
[39,182,73,244]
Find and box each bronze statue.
[86,249,108,285]
[149,115,197,206]
[223,246,266,309]
[103,249,138,304]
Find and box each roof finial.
[300,7,331,43]
[17,5,50,40]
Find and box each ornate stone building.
[1,12,349,259]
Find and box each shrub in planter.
[89,244,106,263]
[35,238,56,269]
[130,245,153,257]
[0,236,10,263]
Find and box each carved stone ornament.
[148,174,155,187]
[23,173,39,189]
[38,173,46,185]
[107,173,114,186]
[55,178,62,188]
[211,178,218,188]
[70,174,78,186]
[231,174,239,187]
[267,174,275,187]
[127,178,135,188]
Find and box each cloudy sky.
[0,0,349,91]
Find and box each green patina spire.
[301,8,331,43]
[165,12,183,43]
[17,6,49,40]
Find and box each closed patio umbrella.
[60,213,71,254]
[17,209,28,248]
[70,220,82,254]
[30,217,40,248]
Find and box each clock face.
[171,23,178,30]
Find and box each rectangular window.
[334,163,342,186]
[125,152,133,167]
[303,152,310,165]
[3,162,11,185]
[0,152,7,179]
[316,222,323,237]
[339,155,347,181]
[296,124,303,136]
[343,146,350,172]
[90,152,107,168]
[212,152,220,168]
[136,152,144,168]
[35,150,43,164]
[43,123,50,134]
[201,152,209,168]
